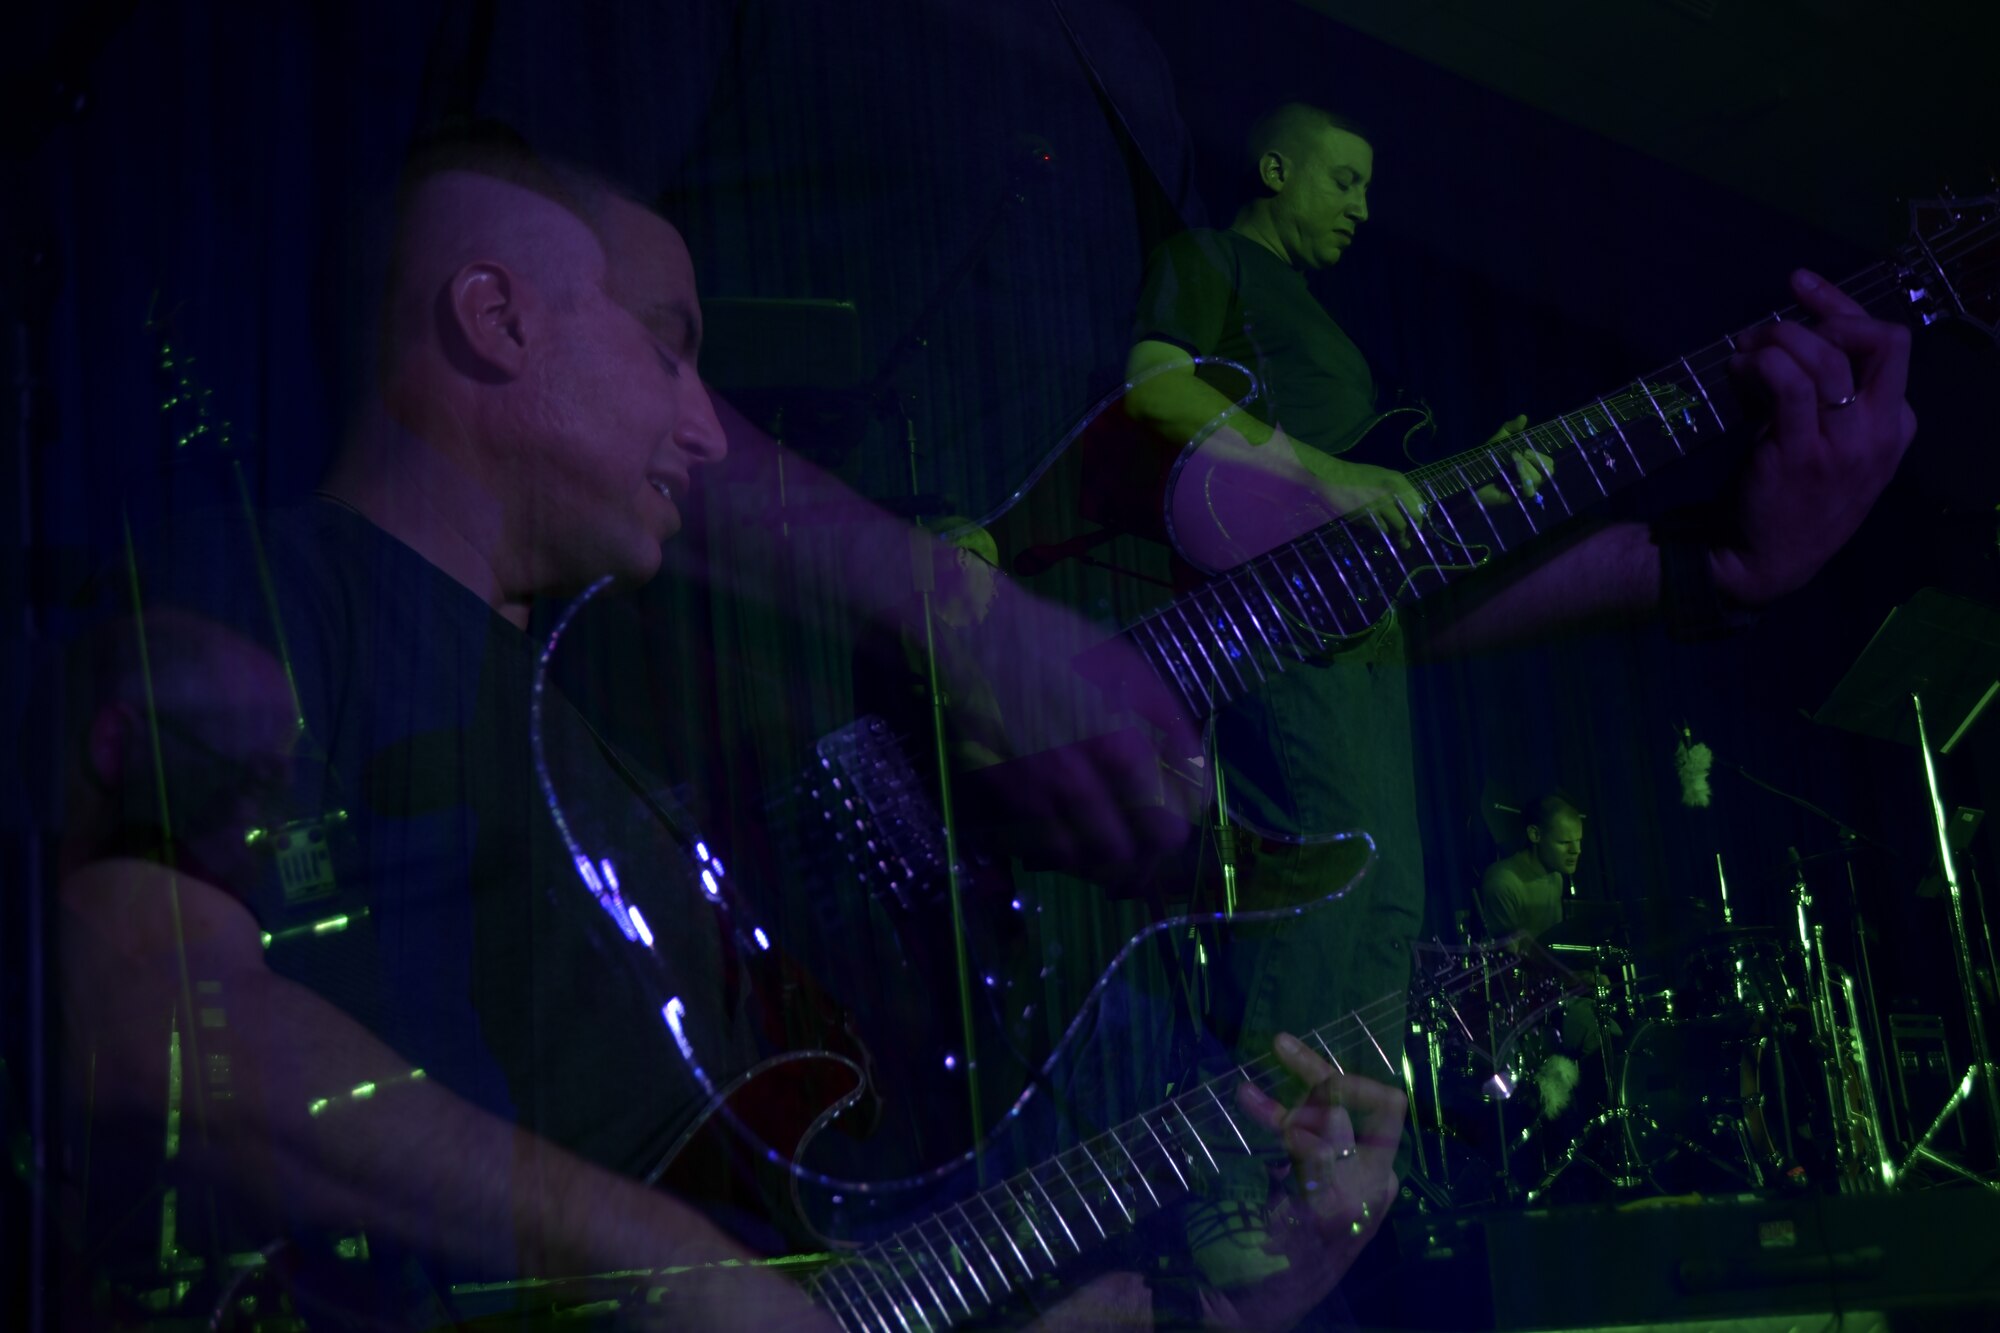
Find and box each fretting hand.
[1473,414,1555,509]
[1710,269,1917,606]
[1209,1036,1404,1329]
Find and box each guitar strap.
[1044,0,1194,258]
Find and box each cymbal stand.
[1899,692,2000,1187]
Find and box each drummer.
[1478,793,1585,943]
[1478,794,1615,1059]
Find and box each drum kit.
[1403,591,2000,1209]
[1405,906,1864,1208]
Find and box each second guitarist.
[1118,99,1918,1297]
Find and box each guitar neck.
[803,1003,1403,1330]
[1108,247,1932,724]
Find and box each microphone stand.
[1693,749,1901,1189]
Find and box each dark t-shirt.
[1133,227,1377,454]
[142,500,758,1180]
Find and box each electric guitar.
[491,190,1998,1326]
[1033,191,2000,727]
[436,939,1562,1332]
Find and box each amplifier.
[1349,1189,2000,1330]
[1888,1012,1962,1157]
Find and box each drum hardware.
[1816,590,2000,1183]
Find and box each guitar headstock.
[1900,189,2000,341]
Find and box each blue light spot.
[662,998,693,1057]
[1011,898,1023,911]
[694,841,710,863]
[627,904,654,947]
[944,1053,958,1071]
[599,858,620,892]
[753,927,771,951]
[700,868,721,900]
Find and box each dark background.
[5,0,1998,1316]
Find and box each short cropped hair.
[1243,102,1372,192]
[1526,792,1584,832]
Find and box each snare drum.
[1544,942,1633,1020]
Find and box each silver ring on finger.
[1823,392,1859,410]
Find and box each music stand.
[1817,589,2000,1186]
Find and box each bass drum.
[1617,1017,1821,1193]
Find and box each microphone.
[1675,724,1713,808]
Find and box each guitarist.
[57,127,1406,1330]
[1120,101,1916,1295]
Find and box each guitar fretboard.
[1111,243,1941,724]
[799,953,1523,1332]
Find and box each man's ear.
[1258,149,1288,195]
[442,262,532,379]
[1525,824,1541,845]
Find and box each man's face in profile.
[514,198,727,588]
[1278,127,1373,271]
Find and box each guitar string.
[836,948,1549,1317]
[1216,223,2000,650]
[1117,210,2000,684]
[1401,221,1996,499]
[823,212,2000,1324]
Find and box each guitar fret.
[1167,603,1229,712]
[897,1238,953,1328]
[1000,1179,1062,1266]
[961,1198,1029,1289]
[915,1222,978,1313]
[1110,1127,1165,1208]
[1239,561,1309,661]
[1081,1141,1137,1224]
[1198,588,1262,692]
[1486,451,1538,535]
[839,1262,902,1333]
[1390,496,1444,580]
[1202,1082,1256,1156]
[1681,355,1727,431]
[1052,1155,1107,1239]
[1138,618,1208,717]
[1452,463,1509,552]
[1353,1008,1399,1076]
[1595,395,1647,477]
[1274,544,1345,639]
[1527,449,1572,519]
[1025,1171,1084,1253]
[1416,479,1476,560]
[1367,514,1416,595]
[812,1267,869,1333]
[1309,1028,1346,1074]
[1636,378,1684,456]
[1307,530,1371,622]
[1172,1100,1222,1174]
[1555,414,1608,497]
[878,1264,924,1333]
[1142,1114,1192,1190]
[1210,580,1278,679]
